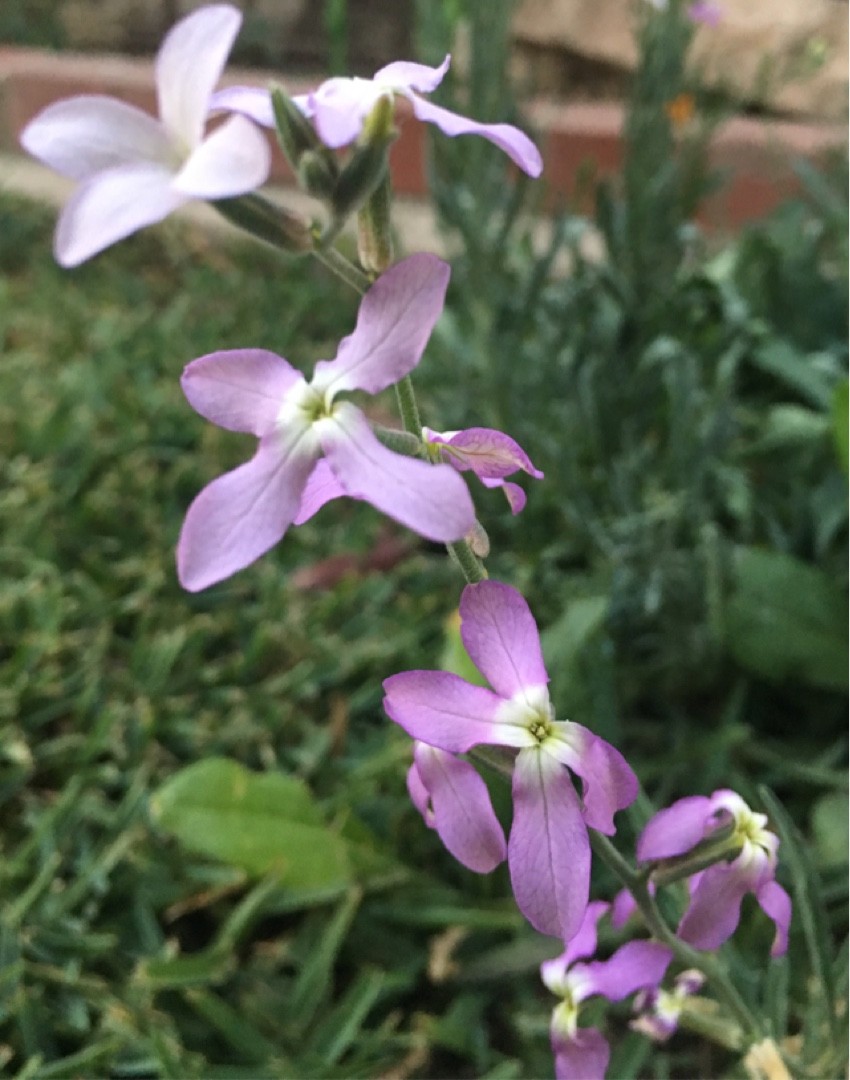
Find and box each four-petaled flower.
[20,4,270,267]
[637,789,792,956]
[383,580,638,941]
[422,426,543,514]
[211,56,543,177]
[541,901,674,1080]
[177,253,475,591]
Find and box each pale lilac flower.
[631,969,705,1042]
[637,790,792,956]
[211,56,543,177]
[177,254,475,591]
[422,427,543,514]
[20,4,270,267]
[383,581,637,941]
[541,902,674,1080]
[688,1,723,25]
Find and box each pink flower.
[20,4,270,266]
[688,1,723,26]
[541,902,674,1080]
[637,790,792,956]
[383,581,638,941]
[177,254,475,590]
[631,969,705,1042]
[422,426,543,514]
[211,56,543,177]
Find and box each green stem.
[447,540,488,584]
[312,246,371,295]
[394,375,422,436]
[590,832,762,1047]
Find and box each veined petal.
[552,1025,609,1080]
[756,880,792,957]
[509,749,590,941]
[373,55,451,93]
[313,255,450,397]
[459,580,549,701]
[156,3,241,149]
[427,426,543,480]
[318,403,475,542]
[410,95,543,177]
[309,77,384,148]
[54,161,186,267]
[382,671,513,753]
[578,941,673,1003]
[677,863,749,951]
[549,723,638,834]
[176,426,319,591]
[293,458,347,525]
[20,96,171,179]
[412,743,506,873]
[181,349,303,435]
[541,902,610,994]
[637,796,713,862]
[173,114,270,197]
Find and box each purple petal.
[209,85,277,127]
[499,481,527,515]
[552,1027,609,1080]
[156,3,241,148]
[459,580,549,700]
[757,880,792,957]
[410,95,543,177]
[54,161,186,267]
[176,427,320,591]
[509,749,590,941]
[293,458,347,525]
[406,755,432,823]
[373,56,451,93]
[429,427,543,480]
[610,887,640,929]
[543,901,610,977]
[173,114,270,198]
[20,96,170,180]
[309,77,383,148]
[579,941,673,1003]
[313,255,450,397]
[636,796,714,862]
[181,349,302,435]
[551,723,638,834]
[318,402,475,542]
[412,743,507,873]
[382,671,512,753]
[677,863,749,951]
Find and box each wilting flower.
[422,427,543,514]
[383,580,637,941]
[211,55,543,177]
[631,969,706,1042]
[637,790,792,956]
[541,901,674,1080]
[20,4,270,266]
[177,254,474,590]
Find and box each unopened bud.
[649,818,739,887]
[297,149,338,200]
[466,520,490,559]
[213,194,313,254]
[271,86,323,166]
[357,173,393,274]
[330,95,396,223]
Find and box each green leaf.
[811,791,850,868]
[722,547,848,690]
[748,340,835,409]
[151,758,351,889]
[831,379,849,474]
[541,594,608,670]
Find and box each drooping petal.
[677,862,749,952]
[156,3,242,148]
[209,85,278,127]
[373,55,451,93]
[406,754,432,824]
[20,96,171,180]
[53,161,187,267]
[552,1026,610,1080]
[549,723,638,834]
[181,349,303,435]
[293,458,348,525]
[308,77,384,148]
[578,941,674,1003]
[409,95,543,177]
[636,796,714,862]
[312,255,450,397]
[509,749,590,941]
[318,403,475,542]
[494,480,527,514]
[756,880,792,957]
[426,426,544,480]
[459,580,549,701]
[382,671,514,753]
[176,426,320,591]
[173,114,270,198]
[412,743,507,873]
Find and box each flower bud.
[330,95,396,223]
[297,149,338,200]
[212,194,313,254]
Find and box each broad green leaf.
[746,404,829,454]
[722,547,848,690]
[831,379,849,474]
[151,758,351,889]
[748,340,835,409]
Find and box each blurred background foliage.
[0,0,847,1077]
